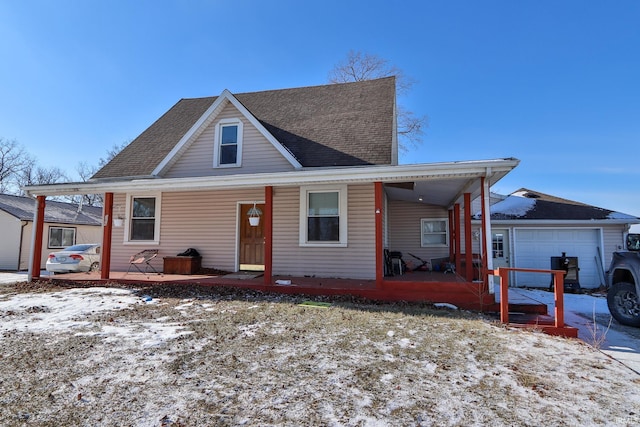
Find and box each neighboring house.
[23,77,520,306]
[472,188,640,289]
[0,194,103,270]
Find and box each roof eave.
[24,158,519,197]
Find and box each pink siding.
[108,184,377,279]
[272,184,376,279]
[164,102,294,178]
[387,200,451,269]
[109,189,263,272]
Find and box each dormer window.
[213,118,243,167]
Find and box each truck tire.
[607,282,640,327]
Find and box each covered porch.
[24,159,520,310]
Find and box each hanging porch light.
[112,205,125,227]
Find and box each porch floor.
[37,269,544,314]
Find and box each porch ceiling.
[384,177,478,208]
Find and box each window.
[492,233,504,258]
[213,119,243,167]
[48,227,76,248]
[124,194,161,244]
[299,185,348,247]
[420,218,448,247]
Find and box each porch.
[42,268,536,313]
[40,265,584,337]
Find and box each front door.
[491,228,512,291]
[239,203,265,271]
[491,229,510,269]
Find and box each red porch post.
[29,195,46,280]
[453,203,461,273]
[101,193,114,280]
[448,209,455,261]
[464,192,472,281]
[553,271,565,328]
[374,181,384,289]
[264,186,273,286]
[499,268,510,324]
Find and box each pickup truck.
[606,233,640,327]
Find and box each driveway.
[514,288,640,375]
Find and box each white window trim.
[299,185,348,247]
[213,118,243,168]
[123,193,162,245]
[420,218,449,247]
[48,226,76,249]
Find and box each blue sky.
[1,0,639,219]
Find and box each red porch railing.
[489,267,567,328]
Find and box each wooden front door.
[239,203,265,271]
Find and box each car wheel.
[607,282,640,327]
[90,262,100,272]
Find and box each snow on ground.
[515,288,640,374]
[0,270,54,285]
[0,271,30,285]
[516,288,609,317]
[0,284,639,426]
[0,287,192,348]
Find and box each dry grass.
[1,282,639,426]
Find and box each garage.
[513,228,602,289]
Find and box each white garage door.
[514,228,601,289]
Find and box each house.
[472,188,640,289]
[22,77,520,307]
[0,194,103,270]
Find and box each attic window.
[523,192,540,199]
[213,119,243,168]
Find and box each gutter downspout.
[481,170,494,293]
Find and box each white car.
[46,244,101,274]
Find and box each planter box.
[163,256,202,275]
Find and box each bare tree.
[16,162,69,196]
[66,141,131,207]
[328,50,427,150]
[0,138,34,194]
[62,161,102,206]
[1,137,132,207]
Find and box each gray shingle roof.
[475,188,640,222]
[0,193,103,225]
[93,77,395,179]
